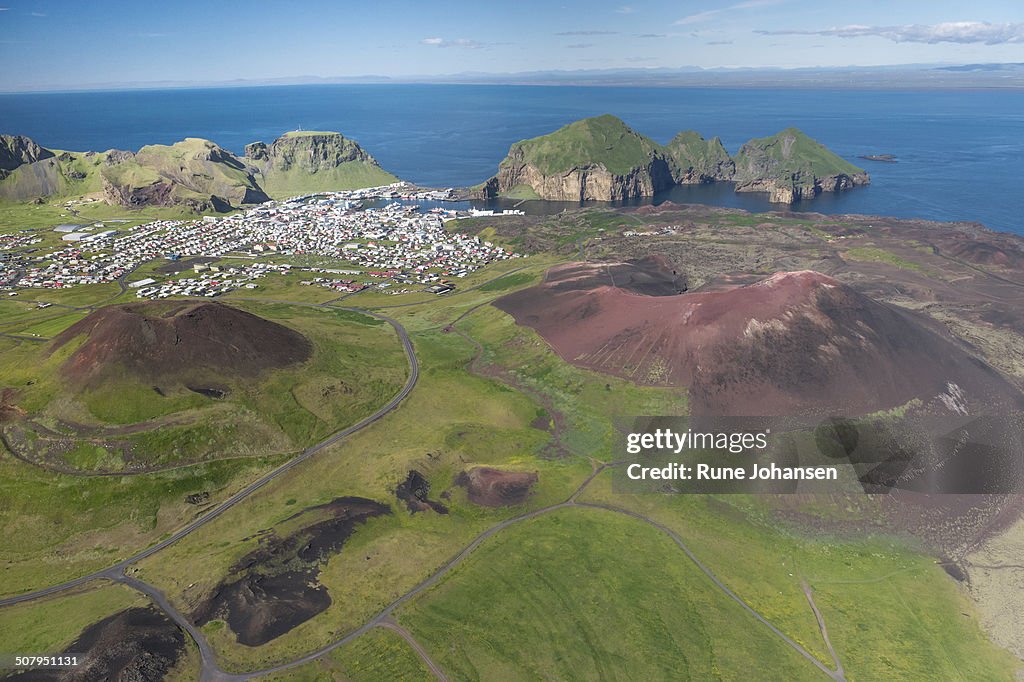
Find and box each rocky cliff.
[480,115,675,202]
[664,131,735,184]
[244,131,397,198]
[732,128,870,203]
[0,135,100,202]
[0,134,54,178]
[481,117,869,204]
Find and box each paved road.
[0,307,418,608]
[113,571,226,682]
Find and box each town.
[0,186,520,299]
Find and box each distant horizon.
[4,60,1024,95]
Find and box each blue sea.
[1,84,1022,234]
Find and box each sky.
[1,0,1023,91]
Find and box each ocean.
[1,84,1022,234]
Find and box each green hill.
[733,128,869,202]
[482,115,674,201]
[101,138,269,212]
[506,114,663,176]
[244,131,398,199]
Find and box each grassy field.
[577,473,1019,681]
[398,506,823,681]
[0,450,289,596]
[842,246,925,272]
[262,627,433,681]
[8,310,89,338]
[0,197,200,234]
[0,581,143,653]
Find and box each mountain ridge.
[0,131,397,212]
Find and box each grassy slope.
[577,475,1019,681]
[126,138,261,203]
[0,150,108,202]
[399,507,821,681]
[665,130,731,170]
[258,163,398,199]
[505,114,661,176]
[735,128,864,179]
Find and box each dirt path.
[801,580,845,681]
[377,618,449,682]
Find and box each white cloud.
[420,37,483,49]
[756,21,1024,45]
[616,5,635,13]
[676,0,785,25]
[554,30,619,35]
[676,10,720,25]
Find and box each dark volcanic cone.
[496,263,1021,416]
[50,301,312,387]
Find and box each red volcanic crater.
[51,301,312,387]
[495,260,1019,416]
